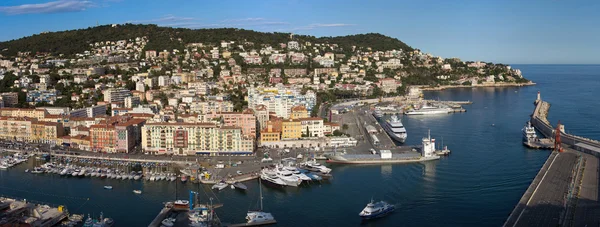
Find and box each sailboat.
[246,179,276,225]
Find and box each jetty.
[0,197,69,227]
[503,92,600,227]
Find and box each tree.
[342,124,349,131]
[332,130,344,136]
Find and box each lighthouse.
[537,91,541,101]
[421,130,436,158]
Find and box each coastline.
[418,81,536,91]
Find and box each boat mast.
[259,178,263,211]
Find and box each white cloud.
[0,0,95,15]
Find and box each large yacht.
[381,115,407,143]
[405,103,451,115]
[522,121,537,142]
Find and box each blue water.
[1,65,599,226]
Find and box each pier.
[504,94,600,227]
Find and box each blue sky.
[0,0,599,64]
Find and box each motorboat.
[405,103,451,115]
[161,218,175,227]
[299,160,332,174]
[181,175,188,183]
[358,199,395,219]
[133,190,142,194]
[381,115,407,143]
[260,173,287,187]
[212,181,229,191]
[104,186,113,190]
[173,200,190,209]
[232,182,248,190]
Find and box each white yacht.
[381,115,407,143]
[522,121,537,142]
[299,160,332,174]
[271,169,302,187]
[260,172,287,187]
[405,103,451,115]
[359,199,396,219]
[211,181,229,191]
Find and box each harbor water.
[1,65,600,226]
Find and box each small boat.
[24,169,29,173]
[133,190,142,194]
[161,218,175,227]
[173,200,189,209]
[297,154,303,159]
[212,181,229,191]
[232,182,248,190]
[104,186,113,190]
[169,175,176,181]
[359,199,395,219]
[133,175,141,180]
[181,175,188,183]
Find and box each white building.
[124,96,141,108]
[136,81,146,92]
[247,86,317,118]
[158,76,171,87]
[103,88,131,103]
[287,41,300,50]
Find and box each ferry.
[381,115,407,143]
[405,103,451,115]
[522,121,537,142]
[359,200,396,219]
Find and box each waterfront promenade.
[504,96,600,226]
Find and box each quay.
[503,93,600,227]
[227,220,277,226]
[523,138,554,149]
[0,197,69,227]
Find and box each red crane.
[554,120,563,152]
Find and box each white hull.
[405,109,450,115]
[382,123,407,143]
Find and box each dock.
[503,94,600,226]
[0,197,69,227]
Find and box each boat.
[299,160,332,174]
[173,200,190,209]
[133,175,141,180]
[373,109,383,119]
[161,218,175,227]
[405,103,451,115]
[30,167,44,174]
[297,154,303,159]
[133,190,142,194]
[169,175,177,181]
[381,115,407,143]
[522,121,537,142]
[270,169,302,187]
[104,186,113,190]
[260,173,287,187]
[211,181,229,190]
[358,199,396,219]
[232,182,248,190]
[181,175,188,183]
[246,178,276,225]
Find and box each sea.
[1,64,599,227]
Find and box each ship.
[522,121,537,142]
[327,131,443,164]
[405,103,451,115]
[381,115,407,143]
[359,199,395,219]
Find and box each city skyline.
[0,0,599,64]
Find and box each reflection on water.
[381,165,392,176]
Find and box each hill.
[0,24,413,57]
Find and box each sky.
[0,0,599,64]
